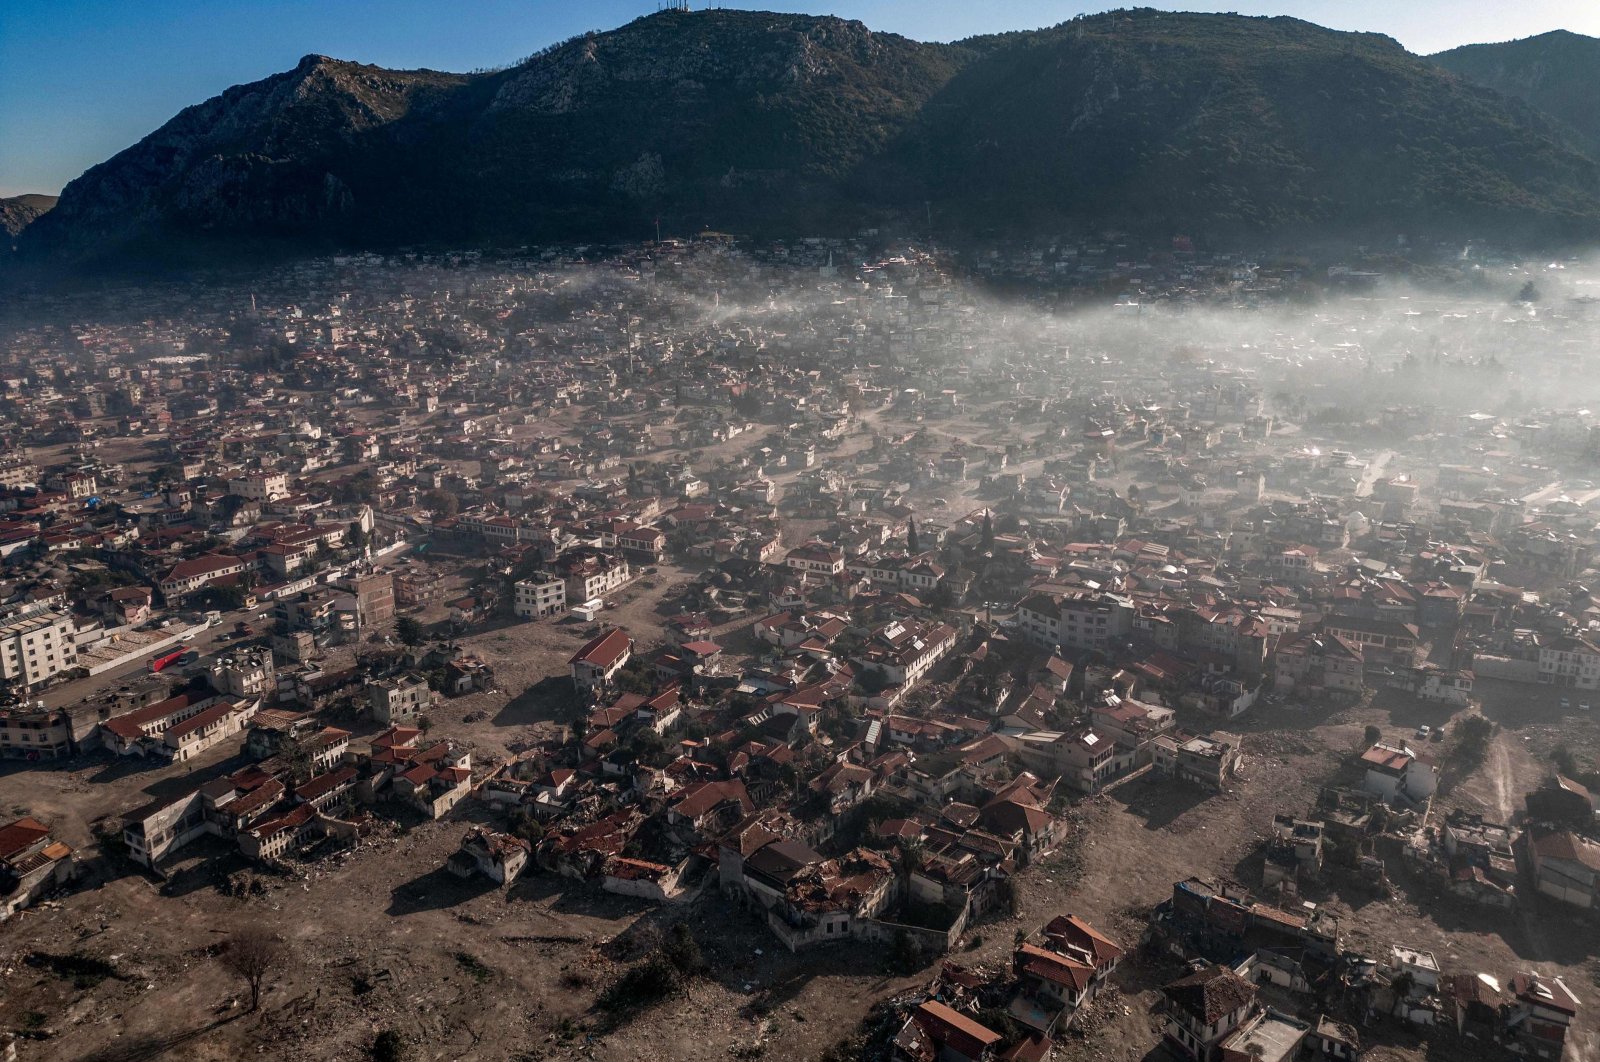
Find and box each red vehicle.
[149,647,187,673]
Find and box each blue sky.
[3,0,1597,197]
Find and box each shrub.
[598,955,679,1012]
[661,922,705,975]
[25,952,120,990]
[453,952,494,984]
[1554,744,1581,778]
[371,1030,407,1062]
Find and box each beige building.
[369,672,434,725]
[228,470,289,501]
[0,454,38,489]
[0,706,74,759]
[0,610,77,690]
[209,650,275,699]
[561,554,631,605]
[569,628,632,694]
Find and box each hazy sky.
[3,0,1596,198]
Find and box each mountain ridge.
[1432,29,1600,155]
[18,9,1600,268]
[0,195,57,247]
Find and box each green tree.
[627,727,669,766]
[887,927,922,975]
[150,462,186,488]
[335,471,378,505]
[614,666,653,696]
[856,669,890,697]
[895,838,924,887]
[281,733,317,785]
[907,516,919,554]
[1451,715,1495,769]
[510,808,545,845]
[395,617,424,646]
[423,489,459,519]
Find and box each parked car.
[1415,725,1431,740]
[1560,697,1572,710]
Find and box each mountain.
[1433,30,1600,155]
[1,194,57,246]
[20,12,961,266]
[19,55,470,264]
[887,13,1600,241]
[18,9,1600,267]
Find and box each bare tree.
[221,925,284,1011]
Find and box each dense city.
[0,234,1598,1062]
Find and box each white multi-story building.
[785,543,845,575]
[855,618,958,691]
[228,470,289,502]
[0,454,39,489]
[1538,634,1600,690]
[159,553,251,600]
[561,554,630,605]
[0,610,77,690]
[513,577,567,619]
[1360,742,1438,805]
[1017,591,1133,653]
[569,628,632,694]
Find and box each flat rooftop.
[1220,1011,1308,1062]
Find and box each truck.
[149,647,187,673]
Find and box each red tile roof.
[570,627,631,668]
[910,1001,1002,1060]
[0,817,50,862]
[1163,964,1256,1023]
[1043,914,1124,967]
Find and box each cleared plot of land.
[2,653,1597,1060]
[411,559,708,761]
